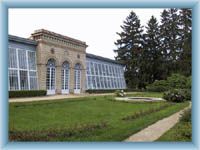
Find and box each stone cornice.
[31,29,88,49]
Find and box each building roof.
[9,35,38,46]
[9,34,123,65]
[86,53,124,65]
[31,29,88,48]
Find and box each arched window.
[46,58,56,95]
[74,63,81,93]
[61,61,70,94]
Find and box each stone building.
[8,29,126,95]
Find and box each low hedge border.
[86,89,125,94]
[9,90,47,98]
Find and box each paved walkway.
[9,93,114,103]
[124,104,191,142]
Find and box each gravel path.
[124,104,191,142]
[9,93,114,103]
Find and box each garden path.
[124,103,191,142]
[9,93,114,103]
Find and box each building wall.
[32,29,87,94]
[8,30,127,94]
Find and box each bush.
[146,80,170,92]
[186,76,192,89]
[147,74,191,92]
[180,108,191,122]
[166,74,188,89]
[180,89,191,101]
[9,90,47,98]
[163,89,187,103]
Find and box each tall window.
[8,47,38,91]
[74,63,81,90]
[62,61,70,90]
[46,59,56,90]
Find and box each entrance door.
[74,63,81,94]
[46,59,56,95]
[61,61,70,94]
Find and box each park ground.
[9,92,191,141]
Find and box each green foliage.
[186,76,192,89]
[146,80,169,92]
[163,89,191,102]
[147,74,191,92]
[9,90,47,98]
[180,108,191,122]
[166,74,188,89]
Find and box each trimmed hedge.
[86,89,125,94]
[9,90,47,98]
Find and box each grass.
[9,94,189,141]
[157,108,192,142]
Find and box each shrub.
[180,108,191,122]
[146,80,170,92]
[9,90,47,98]
[147,74,191,92]
[115,90,126,97]
[186,76,192,89]
[166,74,188,89]
[180,89,191,101]
[163,89,186,103]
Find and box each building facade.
[8,29,126,95]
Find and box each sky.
[9,8,164,59]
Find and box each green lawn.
[9,95,189,141]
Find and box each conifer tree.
[142,16,162,84]
[114,11,144,88]
[178,8,192,76]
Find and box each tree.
[159,9,181,77]
[142,16,162,84]
[178,9,192,76]
[114,11,144,88]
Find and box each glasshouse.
[8,29,126,95]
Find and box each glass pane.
[9,69,19,90]
[18,49,27,69]
[20,70,28,90]
[9,47,17,68]
[28,51,36,70]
